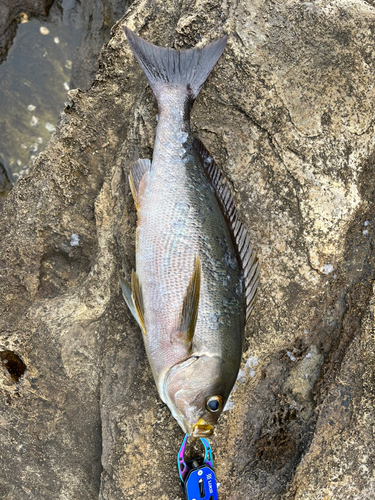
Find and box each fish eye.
[206,396,223,413]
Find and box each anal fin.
[129,159,151,210]
[194,138,259,321]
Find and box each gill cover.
[162,355,227,436]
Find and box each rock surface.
[1,0,375,499]
[70,0,132,90]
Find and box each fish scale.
[121,28,259,436]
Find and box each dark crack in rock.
[0,159,13,211]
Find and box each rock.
[0,0,54,64]
[1,1,375,499]
[70,0,132,90]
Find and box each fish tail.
[124,27,227,103]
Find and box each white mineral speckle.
[70,234,79,247]
[30,116,39,127]
[45,122,56,133]
[27,104,36,111]
[306,353,312,359]
[63,82,70,91]
[223,400,235,412]
[40,26,49,35]
[287,351,296,362]
[245,356,258,369]
[37,137,44,144]
[363,230,369,236]
[17,159,22,166]
[304,328,310,334]
[364,221,369,226]
[54,37,60,44]
[249,369,256,378]
[21,143,27,149]
[237,369,246,384]
[323,264,334,274]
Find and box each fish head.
[163,354,230,437]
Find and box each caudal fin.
[124,27,227,102]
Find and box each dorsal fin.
[129,159,151,210]
[179,255,201,346]
[193,138,259,321]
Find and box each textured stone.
[1,0,375,499]
[70,0,132,90]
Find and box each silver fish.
[121,28,259,437]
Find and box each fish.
[121,27,259,438]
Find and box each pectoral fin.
[119,272,146,334]
[129,159,151,211]
[131,270,146,335]
[179,255,201,346]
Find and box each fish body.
[122,28,259,437]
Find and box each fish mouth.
[191,418,214,438]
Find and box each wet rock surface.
[0,0,54,64]
[70,0,132,90]
[1,0,375,499]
